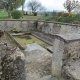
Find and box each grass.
[0,12,42,20]
[0,12,8,19]
[13,35,50,48]
[22,15,41,20]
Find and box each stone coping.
[54,33,80,42]
[0,19,37,21]
[38,21,80,26]
[0,20,80,26]
[5,31,25,50]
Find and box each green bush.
[11,10,22,19]
[33,12,37,16]
[44,16,53,21]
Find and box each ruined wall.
[62,41,80,80]
[52,33,80,80]
[0,31,26,80]
[64,41,80,62]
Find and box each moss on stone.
[13,35,49,48]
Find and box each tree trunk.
[8,9,11,18]
[22,0,24,18]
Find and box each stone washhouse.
[0,20,80,80]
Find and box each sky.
[23,0,67,11]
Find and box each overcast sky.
[23,0,67,11]
[19,0,80,11]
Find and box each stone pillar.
[52,33,80,79]
[52,38,64,78]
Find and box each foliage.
[63,0,79,12]
[0,12,40,19]
[56,12,77,23]
[0,0,25,10]
[62,12,69,17]
[34,12,37,16]
[44,16,54,21]
[11,10,22,19]
[0,0,25,18]
[57,12,62,16]
[51,11,57,16]
[44,12,49,17]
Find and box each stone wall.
[52,33,80,80]
[32,31,53,45]
[0,20,80,34]
[37,21,80,34]
[0,20,37,31]
[0,31,26,80]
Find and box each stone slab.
[54,33,80,41]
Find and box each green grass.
[0,12,8,19]
[13,35,50,48]
[21,15,41,20]
[0,12,42,19]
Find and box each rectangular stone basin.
[13,34,50,48]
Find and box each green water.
[13,35,50,48]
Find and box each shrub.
[44,16,54,21]
[69,12,76,18]
[62,12,69,17]
[33,12,37,16]
[57,12,62,16]
[11,10,22,19]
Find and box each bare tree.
[63,0,79,13]
[75,3,80,13]
[27,0,43,16]
[75,3,80,19]
[38,6,46,16]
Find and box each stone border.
[0,19,80,26]
[5,31,25,50]
[6,30,53,50]
[32,32,53,45]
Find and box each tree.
[0,0,25,18]
[21,0,25,18]
[63,0,79,13]
[27,0,43,16]
[38,6,46,16]
[74,3,80,20]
